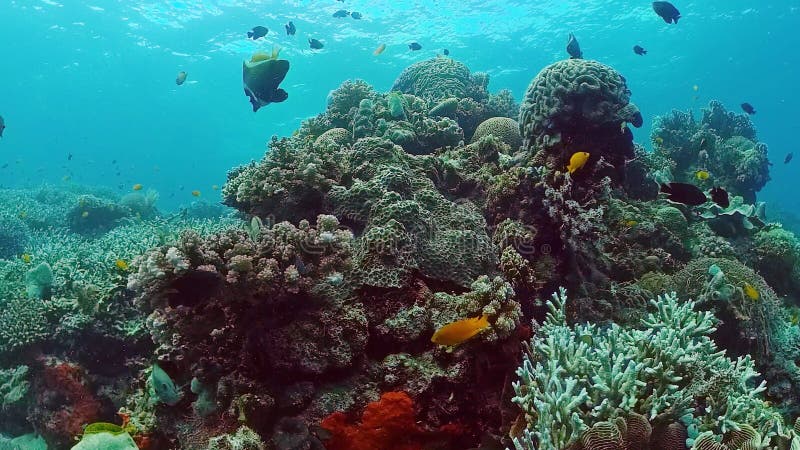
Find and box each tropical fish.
[351,11,362,19]
[790,310,800,326]
[309,38,324,49]
[408,42,422,51]
[652,1,681,24]
[115,259,129,271]
[709,186,730,208]
[785,152,793,164]
[623,220,638,227]
[741,102,756,115]
[0,115,4,137]
[654,136,664,145]
[132,184,143,191]
[175,71,187,85]
[81,211,89,218]
[18,211,27,219]
[21,253,31,264]
[566,152,590,174]
[693,85,699,92]
[212,184,220,190]
[660,182,707,206]
[695,170,710,180]
[243,52,290,112]
[373,43,386,55]
[285,21,296,36]
[191,190,201,197]
[431,315,490,346]
[633,45,647,55]
[149,364,181,406]
[333,10,350,18]
[247,26,268,40]
[566,33,582,59]
[743,283,759,301]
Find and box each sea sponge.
[471,117,522,149]
[391,57,473,101]
[519,59,642,150]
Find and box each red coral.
[320,391,466,450]
[36,361,101,445]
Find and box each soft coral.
[321,391,466,450]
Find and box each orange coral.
[320,391,468,450]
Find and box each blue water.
[0,0,797,212]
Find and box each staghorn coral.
[512,288,784,450]
[0,213,29,259]
[67,195,130,235]
[519,59,642,151]
[471,117,522,150]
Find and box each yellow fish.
[373,43,386,56]
[695,170,710,180]
[623,220,638,227]
[81,211,89,218]
[21,253,31,264]
[115,259,129,271]
[62,175,71,182]
[431,314,490,346]
[791,311,800,326]
[654,136,664,145]
[18,211,27,219]
[566,152,590,174]
[212,184,220,190]
[132,184,143,191]
[191,190,201,197]
[743,283,759,301]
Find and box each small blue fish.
[149,364,181,406]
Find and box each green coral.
[512,288,783,450]
[391,57,474,102]
[519,59,642,150]
[470,117,522,149]
[207,426,265,450]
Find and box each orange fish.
[431,314,490,346]
[373,43,386,55]
[566,152,590,174]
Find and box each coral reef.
[652,100,770,203]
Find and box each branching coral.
[512,288,784,450]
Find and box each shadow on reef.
[3,56,800,450]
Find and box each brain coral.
[519,59,642,150]
[391,57,475,102]
[471,117,522,149]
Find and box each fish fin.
[662,16,671,23]
[274,88,288,103]
[247,31,254,38]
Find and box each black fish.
[351,11,362,19]
[243,57,290,112]
[1,163,8,169]
[0,115,4,138]
[333,9,350,18]
[443,48,449,56]
[408,42,422,51]
[709,187,730,209]
[566,33,582,59]
[785,152,793,164]
[652,1,681,24]
[633,45,647,55]
[660,182,707,206]
[309,38,324,49]
[68,153,73,161]
[741,102,756,115]
[285,21,296,36]
[247,26,269,40]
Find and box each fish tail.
[476,314,490,328]
[247,31,254,38]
